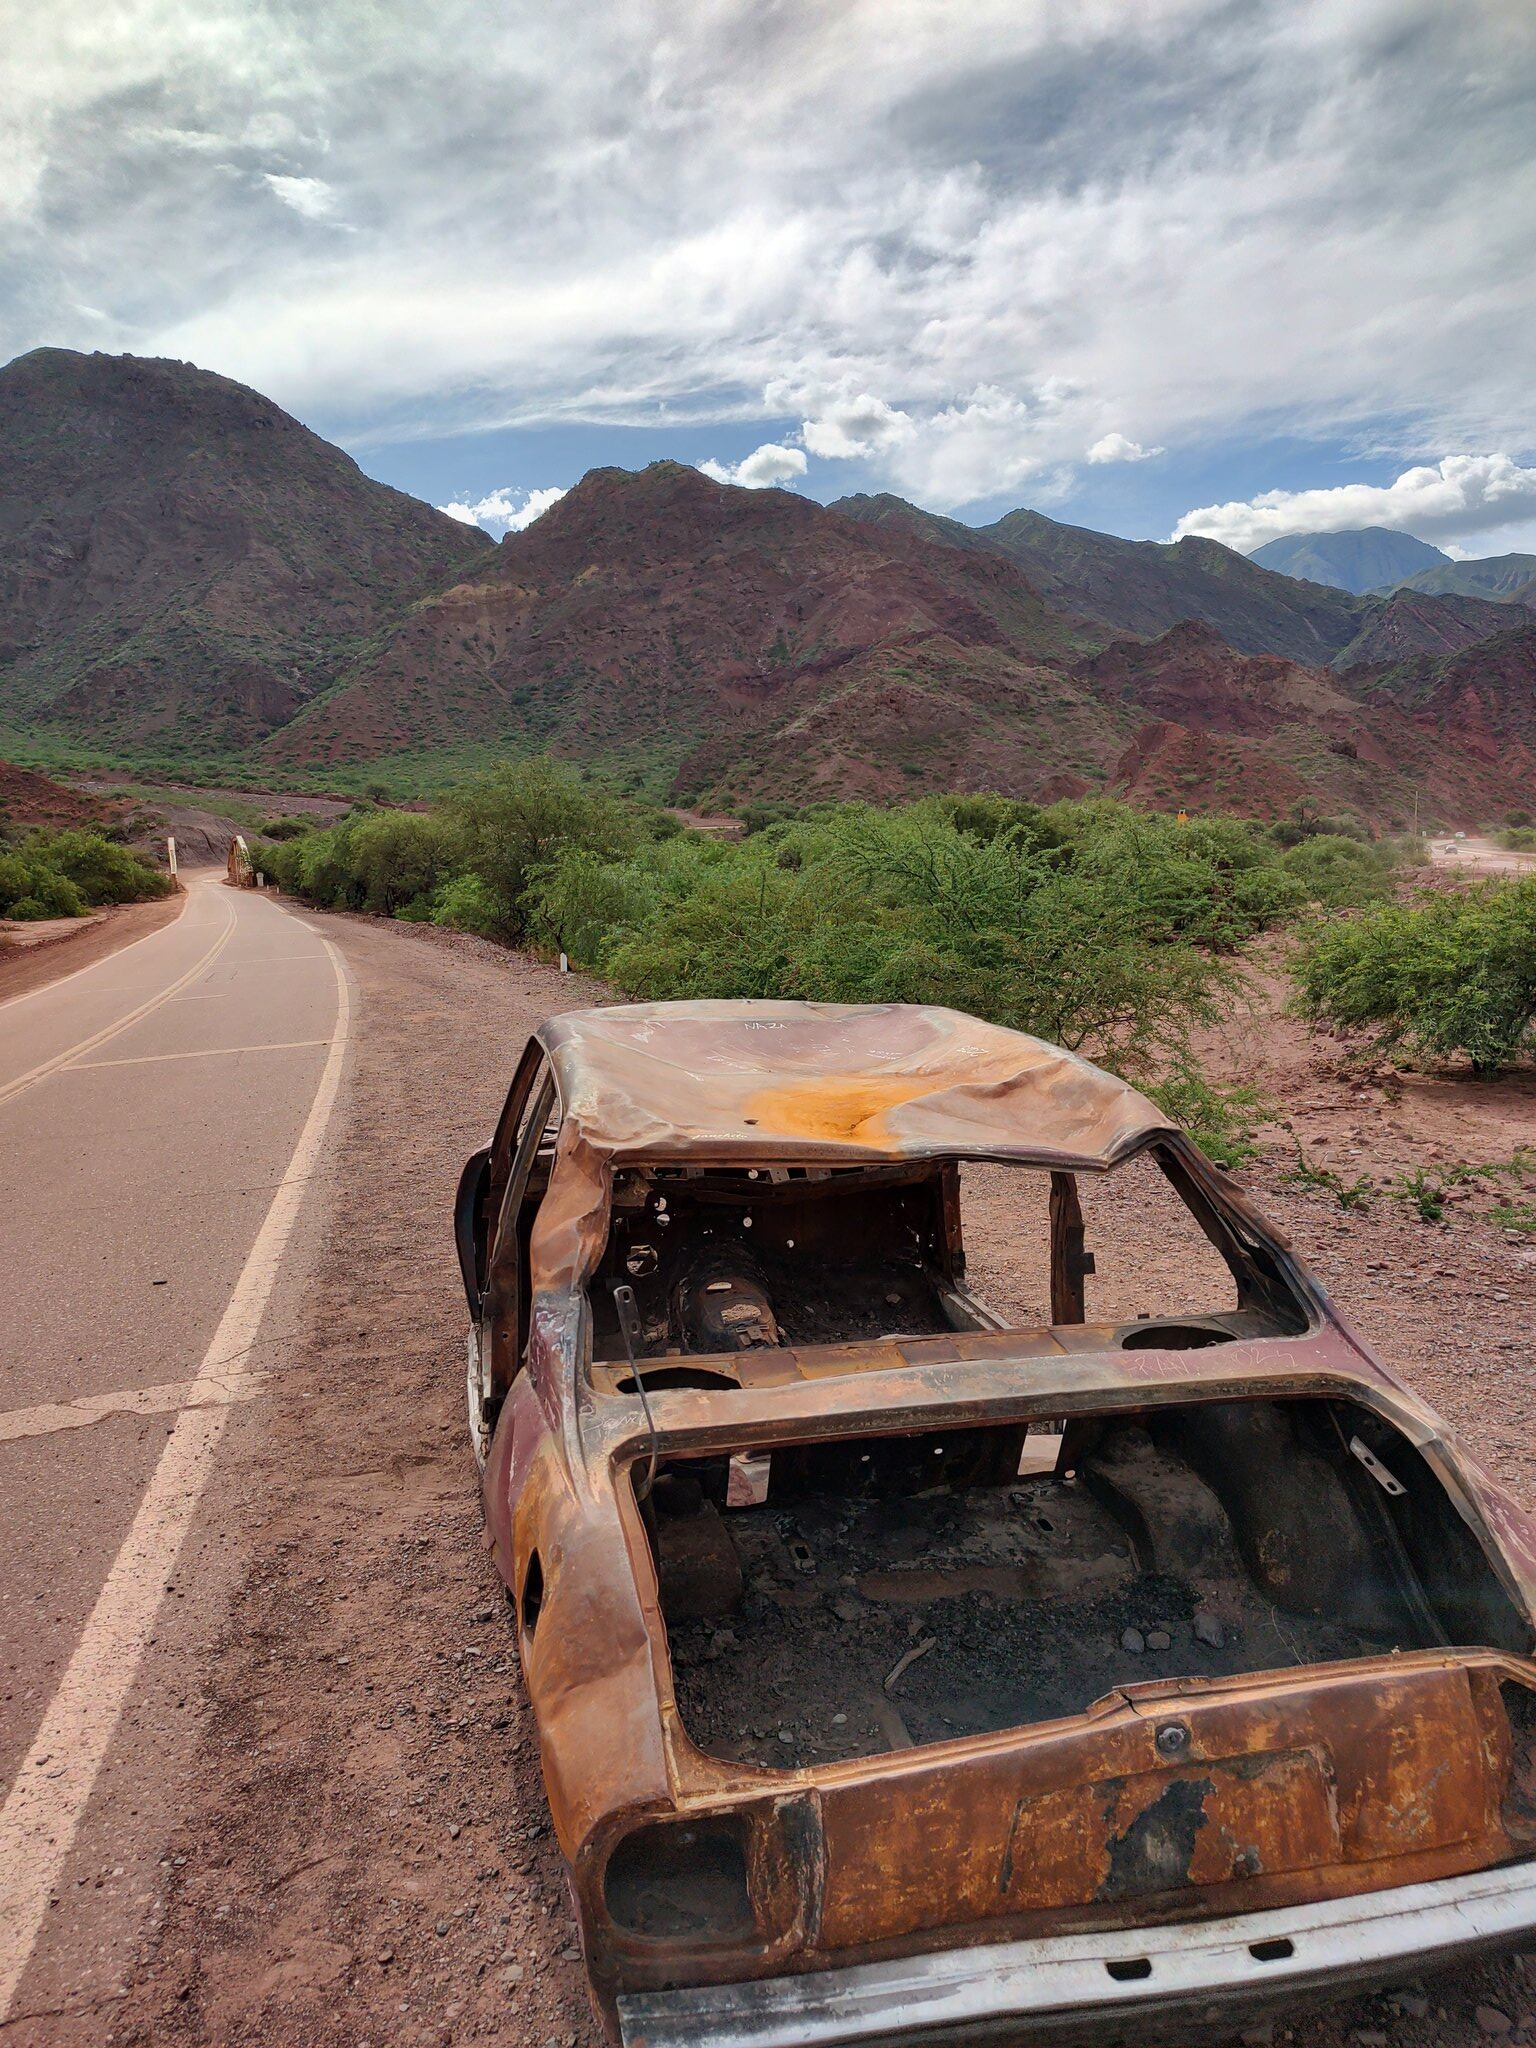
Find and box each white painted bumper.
[618,1858,1536,2048]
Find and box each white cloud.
[1087,432,1161,464]
[698,443,808,490]
[793,386,914,460]
[882,386,1046,508]
[5,2,1536,518]
[261,173,338,222]
[1173,454,1536,553]
[438,484,567,535]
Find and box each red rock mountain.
[2,350,1531,827]
[1363,620,1536,766]
[262,461,1099,795]
[1080,621,1533,825]
[0,349,490,753]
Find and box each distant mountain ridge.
[833,493,1368,662]
[1392,553,1536,607]
[1248,526,1448,594]
[1,348,1531,829]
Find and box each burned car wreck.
[455,1001,1536,2046]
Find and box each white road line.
[0,933,352,2022]
[0,889,189,1015]
[71,1038,329,1072]
[0,889,238,1111]
[0,1372,274,1445]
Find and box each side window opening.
[487,1065,558,1391]
[584,1145,1290,1374]
[520,1551,544,1638]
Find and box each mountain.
[1392,553,1536,606]
[261,462,1106,798]
[1363,619,1536,761]
[835,493,1367,663]
[0,758,125,834]
[1248,527,1448,594]
[3,351,1529,827]
[1327,588,1532,671]
[1077,620,1534,827]
[0,349,491,754]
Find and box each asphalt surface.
[0,873,346,2031]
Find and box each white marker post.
[166,835,178,880]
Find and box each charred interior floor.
[653,1402,1523,1771]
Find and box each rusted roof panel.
[538,1002,1169,1169]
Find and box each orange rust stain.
[742,1074,940,1144]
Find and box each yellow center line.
[70,1038,329,1072]
[0,889,239,1112]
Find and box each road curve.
[0,872,348,2025]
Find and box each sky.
[5,0,1536,555]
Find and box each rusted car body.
[455,1001,1536,2045]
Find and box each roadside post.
[166,835,178,880]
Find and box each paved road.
[1427,833,1536,877]
[0,873,348,2029]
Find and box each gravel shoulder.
[0,888,186,1005]
[95,908,1536,2048]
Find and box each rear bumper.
[617,1859,1536,2048]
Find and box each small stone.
[1390,1993,1428,2017]
[831,1597,863,1624]
[1477,2008,1513,2037]
[448,1823,462,1839]
[1194,1611,1226,1649]
[1120,1628,1145,1655]
[435,1919,449,1937]
[1350,2031,1388,2046]
[560,1946,579,1962]
[1145,1629,1171,1651]
[831,1712,847,1725]
[377,1948,394,1966]
[1240,2027,1274,2047]
[499,1959,524,1979]
[776,1729,796,1744]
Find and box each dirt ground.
[80,905,1536,2048]
[0,888,185,1003]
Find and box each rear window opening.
[587,1145,1306,1376]
[638,1397,1530,1771]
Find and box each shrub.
[442,758,638,942]
[0,832,167,918]
[430,873,502,937]
[0,856,87,918]
[21,829,171,906]
[1279,834,1396,907]
[1499,825,1536,853]
[1293,877,1536,1074]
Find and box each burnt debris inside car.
[457,1001,1536,2047]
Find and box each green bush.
[0,831,167,919]
[22,829,171,906]
[267,758,1382,1145]
[0,856,87,918]
[1293,877,1536,1074]
[442,758,638,942]
[430,872,505,938]
[1279,834,1396,907]
[1499,825,1536,853]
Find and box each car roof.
[534,1000,1172,1171]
